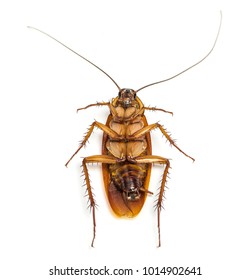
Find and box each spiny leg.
[144,106,173,116]
[82,155,118,247]
[65,121,120,167]
[65,102,111,166]
[82,158,96,247]
[156,159,170,247]
[77,102,110,112]
[131,123,195,162]
[135,155,170,247]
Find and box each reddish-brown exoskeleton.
[65,87,195,248]
[28,14,221,247]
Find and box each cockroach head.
[118,88,137,106]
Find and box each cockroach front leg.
[65,121,120,167]
[82,155,118,247]
[77,102,110,112]
[135,155,170,247]
[144,106,173,115]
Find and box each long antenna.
[135,12,222,93]
[27,26,121,91]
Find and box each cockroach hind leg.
[82,158,97,248]
[82,155,118,247]
[156,158,170,247]
[91,206,96,248]
[157,206,161,247]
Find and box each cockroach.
[28,13,221,247]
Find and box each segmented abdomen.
[106,162,149,217]
[111,163,146,196]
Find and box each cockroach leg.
[65,121,120,167]
[77,102,110,112]
[156,159,170,248]
[135,155,170,247]
[83,155,118,164]
[82,155,118,247]
[157,124,195,162]
[65,123,95,167]
[132,123,195,162]
[82,158,96,247]
[144,106,173,116]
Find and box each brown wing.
[102,114,152,218]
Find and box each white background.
[1,0,251,279]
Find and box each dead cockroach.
[28,14,221,247]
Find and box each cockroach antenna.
[135,11,222,93]
[27,26,121,91]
